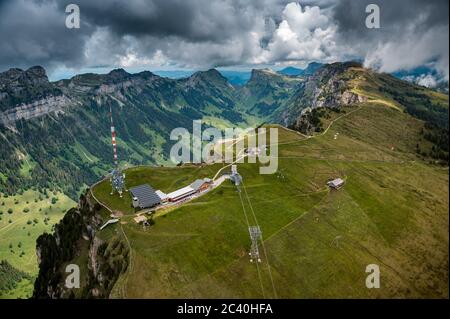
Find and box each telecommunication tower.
[230,164,242,186]
[108,105,126,197]
[248,226,262,263]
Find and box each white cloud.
[119,50,169,68]
[416,74,438,88]
[256,2,342,65]
[364,24,449,81]
[402,74,441,88]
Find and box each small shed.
[327,178,345,189]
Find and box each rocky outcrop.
[0,67,157,124]
[311,88,367,109]
[0,66,49,95]
[89,236,104,280]
[33,192,127,299]
[303,62,367,109]
[0,95,72,127]
[341,90,367,105]
[280,62,367,126]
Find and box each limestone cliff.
[279,62,367,126]
[33,192,129,299]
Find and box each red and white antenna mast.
[109,105,119,168]
[109,105,126,197]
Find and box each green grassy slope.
[0,190,75,298]
[92,102,448,298]
[348,67,448,128]
[237,69,303,119]
[0,260,33,299]
[0,190,75,274]
[0,278,33,299]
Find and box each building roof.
[327,178,344,188]
[155,190,168,201]
[167,185,195,200]
[129,184,161,208]
[190,179,208,191]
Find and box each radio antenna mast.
[109,105,126,197]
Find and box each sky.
[0,0,448,83]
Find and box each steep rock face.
[89,236,104,280]
[0,66,71,129]
[0,66,49,92]
[238,63,368,124]
[0,66,60,112]
[33,192,127,299]
[305,62,367,109]
[341,90,367,104]
[0,95,72,127]
[279,62,367,126]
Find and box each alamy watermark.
[170,120,278,174]
[65,263,80,289]
[66,3,380,30]
[366,4,381,29]
[365,264,380,289]
[65,4,80,29]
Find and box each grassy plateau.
[92,102,448,298]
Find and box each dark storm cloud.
[332,0,449,78]
[56,0,253,42]
[333,0,448,38]
[0,0,94,73]
[0,0,448,79]
[0,0,288,73]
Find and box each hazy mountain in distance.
[153,69,252,86]
[218,70,252,86]
[152,70,194,79]
[392,65,449,93]
[278,62,324,77]
[278,66,303,76]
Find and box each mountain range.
[0,62,448,200]
[0,60,448,299]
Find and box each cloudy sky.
[0,0,448,81]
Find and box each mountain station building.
[130,184,161,209]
